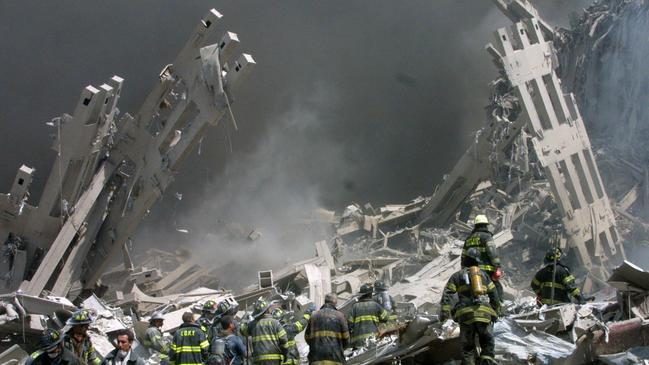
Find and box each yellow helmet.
[474,215,489,225]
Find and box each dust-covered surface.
[2,0,649,364]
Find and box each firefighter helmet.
[359,283,373,295]
[474,215,489,225]
[39,329,63,350]
[252,298,270,319]
[202,300,217,313]
[216,300,237,316]
[464,247,483,266]
[149,312,165,322]
[374,280,388,292]
[271,307,285,321]
[66,309,92,326]
[545,247,563,263]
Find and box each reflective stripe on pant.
[460,322,494,365]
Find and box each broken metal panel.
[489,13,623,271]
[0,344,28,365]
[77,11,255,294]
[0,8,255,298]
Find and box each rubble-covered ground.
[2,0,649,364]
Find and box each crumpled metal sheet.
[598,346,649,365]
[494,318,575,364]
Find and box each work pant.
[283,346,300,365]
[493,280,503,302]
[460,322,496,365]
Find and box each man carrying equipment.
[305,294,349,365]
[27,329,81,365]
[270,303,315,365]
[63,310,102,365]
[240,298,288,365]
[462,215,503,299]
[143,312,170,365]
[169,312,209,365]
[440,247,501,365]
[531,247,588,305]
[347,283,389,348]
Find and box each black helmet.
[271,307,285,321]
[463,247,482,266]
[39,329,63,350]
[66,309,92,326]
[216,300,237,316]
[359,283,373,295]
[545,247,563,263]
[252,298,270,319]
[374,280,387,292]
[202,300,217,313]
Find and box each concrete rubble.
[2,0,649,364]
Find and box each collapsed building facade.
[1,0,649,364]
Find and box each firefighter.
[270,303,315,365]
[462,215,503,299]
[101,329,146,365]
[197,300,218,338]
[63,310,102,365]
[27,329,81,365]
[240,298,288,365]
[305,293,349,365]
[348,283,389,348]
[169,312,209,365]
[143,312,170,365]
[531,247,587,306]
[373,280,397,322]
[209,300,239,340]
[440,247,501,365]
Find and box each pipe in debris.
[590,317,649,355]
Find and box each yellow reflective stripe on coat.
[563,275,576,284]
[91,357,101,365]
[286,340,296,347]
[200,340,209,349]
[253,334,279,342]
[532,278,541,286]
[30,351,43,359]
[294,321,304,331]
[254,354,283,361]
[455,305,497,317]
[540,282,565,289]
[351,315,379,323]
[379,310,388,321]
[446,283,457,292]
[457,284,471,293]
[171,346,204,352]
[570,287,581,296]
[487,282,496,290]
[441,304,451,312]
[310,330,348,339]
[479,264,495,272]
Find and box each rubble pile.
[557,0,649,162]
[2,1,649,364]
